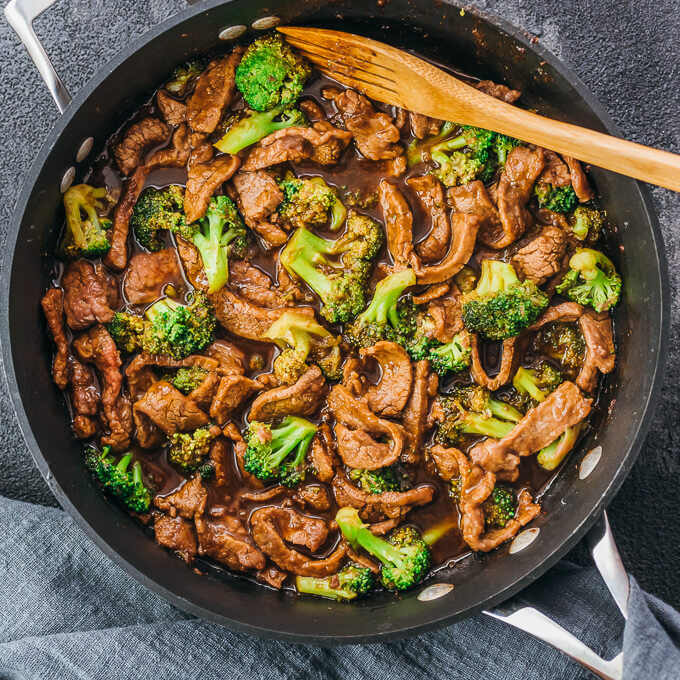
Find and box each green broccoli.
[197,461,216,480]
[406,121,455,167]
[494,134,523,165]
[436,384,523,446]
[280,214,383,323]
[84,446,152,513]
[343,269,417,348]
[277,176,347,231]
[235,33,311,111]
[107,312,145,354]
[143,292,216,359]
[556,248,622,312]
[534,183,578,214]
[243,417,318,487]
[569,205,604,242]
[165,59,204,96]
[172,195,246,294]
[427,331,472,376]
[336,507,431,591]
[348,466,405,495]
[295,563,374,601]
[262,310,342,384]
[131,185,185,252]
[430,125,497,187]
[537,424,581,471]
[482,486,518,529]
[213,106,307,154]
[533,322,586,378]
[60,184,112,258]
[168,426,216,472]
[161,366,209,395]
[507,362,563,412]
[461,260,549,340]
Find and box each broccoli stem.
[357,269,417,327]
[145,297,181,324]
[214,106,300,154]
[488,398,524,423]
[295,576,355,601]
[460,413,515,439]
[512,367,548,403]
[475,260,519,296]
[537,425,580,470]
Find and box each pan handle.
[4,0,71,113]
[484,512,629,680]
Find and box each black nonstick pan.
[1,0,669,650]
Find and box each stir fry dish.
[41,34,619,599]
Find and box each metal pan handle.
[485,512,629,680]
[4,0,71,113]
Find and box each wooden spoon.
[278,26,680,192]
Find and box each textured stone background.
[0,0,678,608]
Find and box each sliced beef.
[156,89,186,127]
[577,310,616,393]
[154,476,207,519]
[528,301,584,330]
[62,260,115,331]
[228,259,285,309]
[323,87,402,160]
[123,249,183,305]
[208,438,230,487]
[409,112,443,139]
[241,122,351,171]
[447,180,504,249]
[186,48,243,134]
[309,424,337,483]
[496,146,545,248]
[511,226,567,285]
[475,80,521,103]
[145,123,191,170]
[407,174,450,263]
[379,180,414,270]
[359,342,413,417]
[72,325,132,452]
[232,170,287,247]
[335,425,397,470]
[210,374,260,425]
[41,288,70,389]
[113,117,169,176]
[250,506,347,577]
[256,566,288,589]
[205,339,247,375]
[564,156,594,202]
[427,286,464,343]
[537,150,571,187]
[223,422,263,488]
[154,514,197,563]
[294,485,332,512]
[133,381,209,436]
[270,507,329,552]
[184,154,241,223]
[249,365,326,422]
[413,282,450,305]
[428,444,466,482]
[70,357,100,440]
[470,336,517,391]
[401,360,437,465]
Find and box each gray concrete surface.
[0,0,678,606]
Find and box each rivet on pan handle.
[4,0,72,113]
[484,512,629,680]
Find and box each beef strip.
[577,310,616,393]
[511,226,568,285]
[428,444,466,482]
[469,381,592,480]
[447,180,504,249]
[232,171,287,247]
[537,150,572,187]
[496,146,546,248]
[323,87,402,160]
[256,566,288,589]
[249,365,326,421]
[156,89,186,126]
[407,174,451,263]
[294,485,332,512]
[359,342,413,417]
[228,259,286,309]
[62,260,115,331]
[223,422,263,488]
[133,381,209,436]
[401,360,435,464]
[154,514,197,563]
[184,154,241,223]
[564,156,595,202]
[41,288,70,389]
[113,117,169,176]
[250,506,347,577]
[72,325,132,452]
[409,112,443,139]
[210,374,260,425]
[475,80,521,103]
[204,339,247,375]
[335,425,398,470]
[427,286,464,343]
[271,507,329,552]
[528,301,584,330]
[413,282,450,305]
[154,476,207,519]
[208,438,230,487]
[470,336,517,392]
[309,424,337,483]
[123,249,183,305]
[70,357,100,440]
[186,48,243,134]
[379,180,415,270]
[241,122,351,171]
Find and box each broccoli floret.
[213,106,307,154]
[168,426,215,472]
[507,362,563,412]
[296,563,374,601]
[534,322,586,378]
[235,33,311,112]
[537,424,581,471]
[348,466,405,495]
[162,366,209,395]
[280,215,383,323]
[494,134,523,166]
[107,312,145,354]
[343,269,417,348]
[244,417,318,487]
[172,195,246,294]
[143,291,216,359]
[131,185,185,252]
[60,184,112,258]
[482,485,518,529]
[436,384,523,446]
[165,59,204,96]
[277,176,346,231]
[406,121,455,167]
[427,331,472,376]
[569,205,604,242]
[453,265,478,294]
[84,446,152,513]
[262,310,342,384]
[534,183,578,214]
[462,260,549,340]
[556,248,622,313]
[197,461,216,479]
[430,125,497,187]
[336,507,431,591]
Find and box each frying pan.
[1,0,669,660]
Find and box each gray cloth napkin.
[0,497,678,679]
